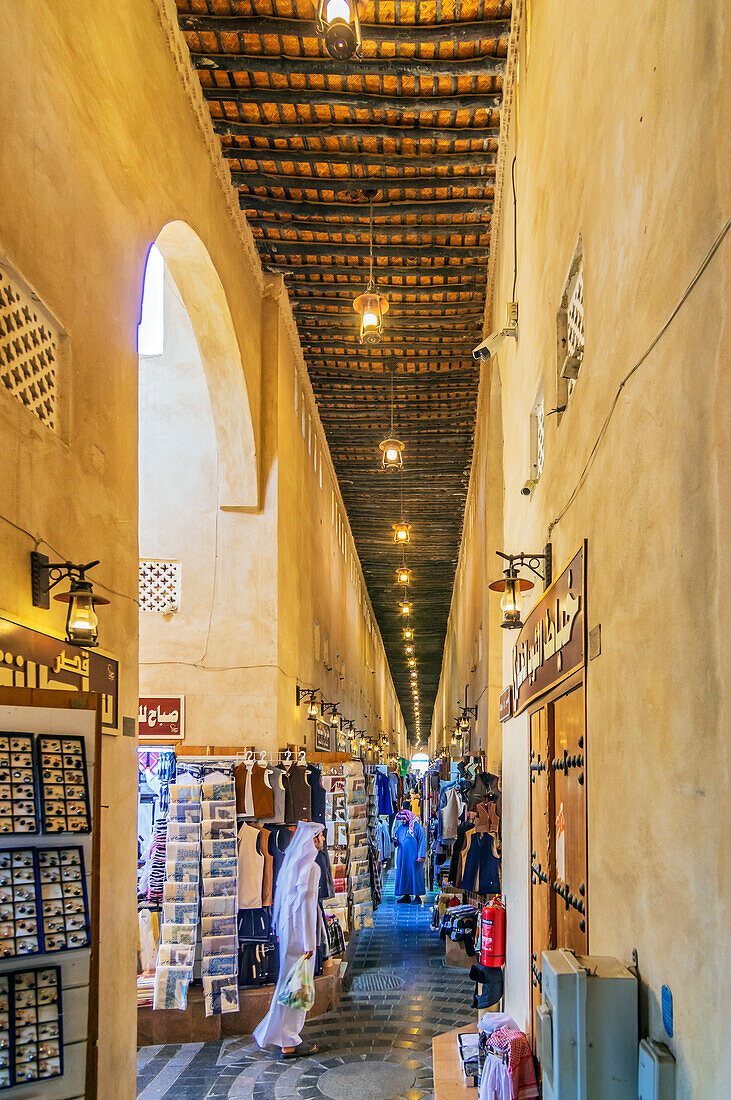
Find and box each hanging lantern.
[404,628,414,641]
[393,522,411,544]
[353,199,388,344]
[56,575,107,647]
[379,435,405,470]
[315,0,362,60]
[399,601,412,617]
[408,658,416,668]
[488,569,535,629]
[405,644,414,655]
[396,567,411,586]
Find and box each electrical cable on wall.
[546,217,730,539]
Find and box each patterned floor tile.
[137,873,475,1098]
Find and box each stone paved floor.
[137,874,474,1099]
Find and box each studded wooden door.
[529,704,553,1028]
[551,683,588,952]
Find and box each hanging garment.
[376,818,392,861]
[375,772,393,816]
[449,821,474,885]
[253,822,324,1051]
[283,764,312,824]
[461,831,501,896]
[388,772,399,804]
[266,766,286,824]
[441,787,463,841]
[237,822,264,910]
[392,815,426,897]
[234,762,255,817]
[482,1028,539,1100]
[316,846,334,901]
[258,825,275,907]
[307,764,326,825]
[249,763,275,817]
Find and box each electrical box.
[638,1038,675,1099]
[537,949,638,1100]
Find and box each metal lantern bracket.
[295,686,320,707]
[496,544,553,588]
[31,552,107,610]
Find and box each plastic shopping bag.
[276,953,315,1011]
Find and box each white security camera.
[521,479,537,497]
[472,329,507,362]
[472,302,519,362]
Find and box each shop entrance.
[529,678,587,1027]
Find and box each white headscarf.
[272,821,324,932]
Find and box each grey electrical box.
[537,949,638,1100]
[638,1038,675,1099]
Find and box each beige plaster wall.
[270,280,406,757]
[433,1,728,1094]
[1,0,261,1093]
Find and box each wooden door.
[529,704,553,1027]
[551,684,588,952]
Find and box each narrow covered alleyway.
[137,875,472,1099]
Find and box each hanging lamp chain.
[369,197,374,288]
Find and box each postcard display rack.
[321,761,373,934]
[0,689,99,1100]
[154,777,239,1017]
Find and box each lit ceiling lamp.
[315,0,362,61]
[353,199,388,344]
[392,522,411,545]
[408,658,416,668]
[405,644,414,655]
[410,670,418,680]
[30,553,109,647]
[399,601,412,617]
[404,628,414,641]
[379,370,405,470]
[488,546,552,629]
[396,566,411,586]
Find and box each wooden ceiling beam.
[222,148,498,170]
[265,262,486,279]
[206,87,503,112]
[237,171,495,195]
[256,219,491,242]
[298,317,480,331]
[180,15,511,45]
[259,238,488,260]
[216,119,499,142]
[291,288,485,302]
[246,196,492,217]
[192,51,505,79]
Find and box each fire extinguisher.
[480,896,506,967]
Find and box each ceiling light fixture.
[404,628,414,641]
[379,370,405,470]
[353,198,388,344]
[315,0,362,61]
[396,567,411,586]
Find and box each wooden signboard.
[314,719,332,752]
[512,544,586,717]
[499,685,513,722]
[0,616,118,730]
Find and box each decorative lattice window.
[0,266,59,431]
[139,559,181,613]
[557,238,584,419]
[530,381,545,482]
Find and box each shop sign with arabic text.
[512,544,586,716]
[0,616,118,729]
[138,696,185,742]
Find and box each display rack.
[0,687,102,1100]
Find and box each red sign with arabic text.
[138,696,185,742]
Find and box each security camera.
[472,302,519,362]
[472,329,507,362]
[521,479,537,497]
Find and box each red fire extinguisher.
[480,896,506,967]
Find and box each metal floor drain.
[351,971,405,992]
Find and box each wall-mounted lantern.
[296,686,321,720]
[488,546,552,629]
[31,553,109,648]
